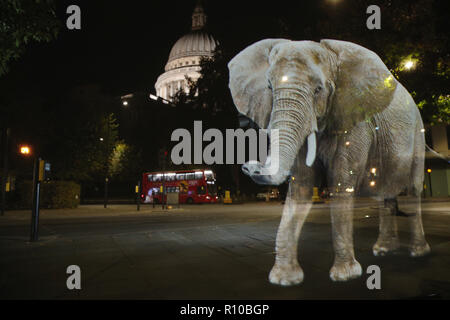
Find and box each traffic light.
[158,148,169,168]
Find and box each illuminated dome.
[154,2,218,101]
[167,31,217,65]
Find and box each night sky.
[1,0,322,97]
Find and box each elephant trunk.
[242,88,317,185]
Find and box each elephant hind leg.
[373,198,400,256]
[407,125,430,257]
[407,183,430,257]
[407,194,430,257]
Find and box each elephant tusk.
[305,132,317,167]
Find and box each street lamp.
[404,60,414,70]
[401,57,418,71]
[18,144,45,241]
[20,145,31,155]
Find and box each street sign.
[38,160,51,181]
[38,160,45,181]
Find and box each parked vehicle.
[141,169,218,204]
[256,188,280,201]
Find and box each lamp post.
[427,168,433,197]
[104,115,111,209]
[30,156,42,242]
[19,144,42,241]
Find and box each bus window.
[147,174,153,182]
[205,170,214,181]
[167,186,177,193]
[195,171,203,180]
[165,173,176,181]
[186,173,195,180]
[154,174,163,182]
[176,173,185,180]
[207,184,217,195]
[168,186,180,193]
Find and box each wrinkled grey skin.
[228,39,430,285]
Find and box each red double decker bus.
[141,169,218,204]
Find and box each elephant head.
[228,39,397,185]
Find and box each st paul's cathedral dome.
[154,2,218,101]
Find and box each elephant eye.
[314,86,323,95]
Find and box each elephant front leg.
[329,194,362,281]
[269,184,312,286]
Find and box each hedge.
[16,180,81,209]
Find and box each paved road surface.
[0,200,449,299]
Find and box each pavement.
[0,198,449,300]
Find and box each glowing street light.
[370,181,376,187]
[20,145,31,155]
[401,57,418,71]
[122,100,128,106]
[404,60,414,70]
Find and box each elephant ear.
[228,39,289,129]
[320,39,397,131]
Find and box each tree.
[0,0,60,76]
[2,83,120,183]
[312,0,449,124]
[197,0,449,125]
[109,141,143,182]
